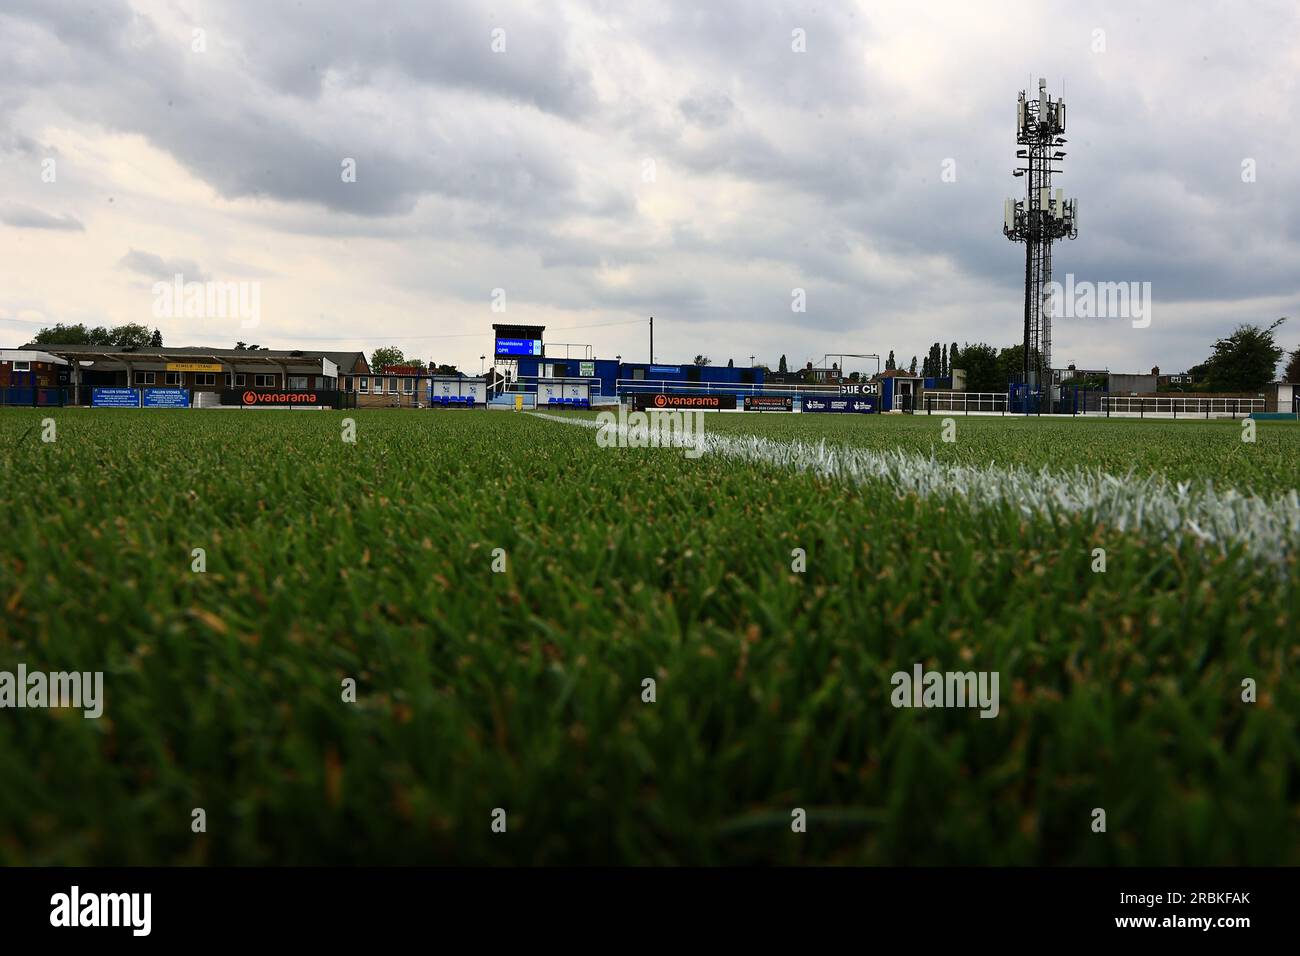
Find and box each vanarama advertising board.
[221,389,341,408]
[630,393,736,411]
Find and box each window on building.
[388,378,398,394]
[134,371,156,385]
[254,373,277,388]
[288,376,308,389]
[402,377,413,394]
[344,376,353,392]
[195,373,217,386]
[165,371,182,386]
[358,377,369,393]
[14,361,30,372]
[224,373,247,387]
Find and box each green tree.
[778,354,788,373]
[31,322,155,347]
[371,346,405,371]
[886,350,896,371]
[150,328,163,347]
[31,323,96,345]
[1284,346,1300,383]
[909,355,918,375]
[1203,318,1286,392]
[108,323,154,348]
[998,344,1023,386]
[950,342,959,373]
[693,355,711,366]
[941,344,948,378]
[727,358,734,368]
[959,343,1003,392]
[996,344,1043,387]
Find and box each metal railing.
[491,374,605,406]
[923,391,1009,414]
[1,387,67,407]
[614,378,844,398]
[1096,395,1265,418]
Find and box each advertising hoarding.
[92,388,139,407]
[743,395,794,411]
[142,388,190,408]
[630,393,736,411]
[802,396,877,413]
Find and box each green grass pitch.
[0,408,1296,864]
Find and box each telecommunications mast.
[1003,77,1078,407]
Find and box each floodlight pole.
[1004,78,1078,412]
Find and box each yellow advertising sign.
[165,362,223,372]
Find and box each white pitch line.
[529,411,1300,564]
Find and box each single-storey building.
[15,345,368,406]
[1,349,71,406]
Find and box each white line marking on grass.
[529,412,1300,563]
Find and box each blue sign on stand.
[92,388,139,407]
[494,338,542,357]
[142,388,190,408]
[802,396,876,414]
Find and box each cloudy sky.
[2,0,1298,375]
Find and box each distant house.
[1109,372,1158,395]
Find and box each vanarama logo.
[243,391,319,405]
[595,405,706,458]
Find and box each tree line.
[885,319,1297,393]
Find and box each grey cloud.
[679,92,738,129]
[0,203,84,230]
[119,250,210,282]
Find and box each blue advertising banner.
[802,396,876,413]
[92,387,139,407]
[143,388,190,408]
